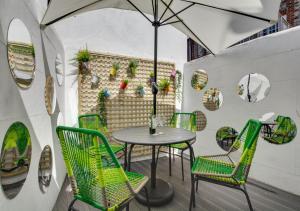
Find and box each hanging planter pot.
[75,48,91,75]
[158,79,170,95]
[109,62,120,80]
[120,79,129,90]
[170,69,176,81]
[149,71,155,85]
[136,85,145,97]
[91,74,100,88]
[127,59,139,78]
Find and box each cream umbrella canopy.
[41,0,281,206]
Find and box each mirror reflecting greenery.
[191,70,208,91]
[193,110,207,131]
[45,75,56,115]
[55,54,64,86]
[260,114,297,144]
[7,18,35,89]
[237,73,270,103]
[203,88,223,111]
[216,127,239,151]
[0,122,32,199]
[38,146,52,193]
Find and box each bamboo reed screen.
[78,52,176,158]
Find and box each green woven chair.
[56,126,150,211]
[157,112,196,181]
[78,114,125,158]
[189,119,262,211]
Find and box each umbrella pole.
[153,23,158,116]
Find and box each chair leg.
[173,148,175,161]
[126,203,129,211]
[189,174,195,210]
[128,144,135,171]
[68,198,77,211]
[240,185,254,211]
[143,186,151,211]
[196,180,199,193]
[180,150,184,181]
[169,146,172,176]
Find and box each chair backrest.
[170,112,197,132]
[78,114,107,135]
[228,120,262,183]
[56,126,132,210]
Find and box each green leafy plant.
[110,62,120,79]
[120,79,129,90]
[98,88,110,125]
[127,59,139,77]
[158,79,170,94]
[75,49,91,63]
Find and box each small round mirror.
[237,73,270,103]
[45,75,56,115]
[203,88,223,111]
[55,54,64,86]
[191,70,208,91]
[216,127,239,151]
[38,146,52,193]
[7,19,35,89]
[0,122,32,199]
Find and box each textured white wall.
[183,27,300,195]
[52,8,187,125]
[0,0,66,210]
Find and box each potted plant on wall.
[136,84,145,97]
[127,59,139,77]
[158,78,170,94]
[98,88,110,125]
[170,69,176,81]
[120,79,129,90]
[149,71,155,85]
[110,62,120,80]
[76,47,91,75]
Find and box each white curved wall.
[0,0,66,210]
[183,27,300,195]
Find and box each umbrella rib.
[160,20,181,26]
[43,0,103,26]
[181,0,272,23]
[160,0,215,55]
[159,0,174,22]
[160,2,195,25]
[126,0,153,24]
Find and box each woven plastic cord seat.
[78,114,125,157]
[189,119,262,211]
[56,126,150,211]
[157,112,196,181]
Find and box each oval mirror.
[55,54,64,86]
[216,127,239,151]
[38,146,52,193]
[45,75,56,115]
[7,19,35,89]
[260,113,297,145]
[203,88,223,111]
[191,70,208,91]
[237,73,270,103]
[0,122,32,199]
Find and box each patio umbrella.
[41,0,281,116]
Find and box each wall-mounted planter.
[120,79,129,90]
[136,85,145,97]
[109,62,120,80]
[127,59,139,78]
[158,79,170,95]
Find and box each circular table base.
[136,179,174,206]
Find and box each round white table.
[112,126,196,206]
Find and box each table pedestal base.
[136,178,174,206]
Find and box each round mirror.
[55,54,64,86]
[7,19,35,89]
[203,88,223,111]
[38,146,52,193]
[193,111,207,131]
[260,113,297,145]
[216,127,239,151]
[237,73,270,103]
[0,122,32,199]
[45,75,56,115]
[191,70,208,91]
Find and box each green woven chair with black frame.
[78,114,125,159]
[157,112,197,181]
[189,119,262,211]
[56,126,150,211]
